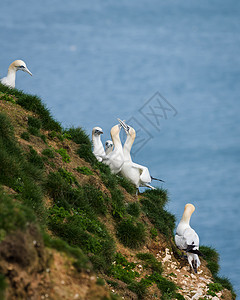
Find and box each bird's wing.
[131,163,151,182]
[184,228,199,248]
[175,233,187,250]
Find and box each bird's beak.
[117,118,128,133]
[24,67,32,76]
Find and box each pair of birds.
[92,119,164,192]
[0,60,32,88]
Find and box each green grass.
[27,146,44,169]
[55,148,71,163]
[21,131,30,141]
[126,202,141,218]
[0,187,35,238]
[42,148,55,158]
[74,166,94,175]
[0,113,45,220]
[140,189,175,237]
[0,273,7,300]
[28,116,42,129]
[136,253,163,274]
[0,83,62,132]
[116,217,146,249]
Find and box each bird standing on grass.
[175,203,203,273]
[101,124,124,174]
[118,119,164,193]
[0,60,32,88]
[92,127,105,162]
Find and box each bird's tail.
[151,176,165,182]
[185,245,204,257]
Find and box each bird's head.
[11,60,32,76]
[92,127,103,136]
[117,118,136,139]
[105,140,113,150]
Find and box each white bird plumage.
[175,203,201,273]
[0,60,32,88]
[105,140,113,155]
[118,119,156,191]
[101,124,124,174]
[92,127,105,162]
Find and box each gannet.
[0,60,32,88]
[175,203,202,273]
[105,140,113,155]
[92,127,105,162]
[118,119,163,192]
[101,124,124,174]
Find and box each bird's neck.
[112,132,122,151]
[92,135,104,151]
[123,134,134,161]
[6,66,17,88]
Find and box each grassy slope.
[0,84,236,300]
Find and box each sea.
[0,0,239,296]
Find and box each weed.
[58,168,78,186]
[0,83,61,131]
[207,282,223,297]
[106,280,119,288]
[55,148,71,163]
[110,188,126,219]
[128,278,151,299]
[21,131,30,141]
[28,116,42,129]
[110,253,140,284]
[77,144,97,165]
[136,253,163,274]
[48,131,57,139]
[150,227,158,239]
[117,176,136,194]
[116,217,146,249]
[140,189,175,237]
[0,187,35,235]
[28,125,40,136]
[75,166,93,175]
[27,146,44,169]
[126,202,141,218]
[42,148,55,158]
[199,246,219,276]
[64,127,91,146]
[42,232,92,271]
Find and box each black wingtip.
[151,176,165,182]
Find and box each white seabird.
[118,119,163,192]
[105,140,113,155]
[92,127,105,162]
[101,124,124,174]
[0,60,32,88]
[175,203,202,273]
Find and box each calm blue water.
[1,0,240,296]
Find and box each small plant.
[117,176,136,194]
[28,116,42,129]
[207,283,223,297]
[42,148,55,158]
[48,131,57,139]
[28,125,40,136]
[56,148,71,163]
[75,166,93,175]
[77,144,96,165]
[126,202,141,218]
[116,217,146,249]
[128,278,152,299]
[199,246,219,276]
[140,189,175,237]
[64,127,91,146]
[21,131,30,141]
[0,273,7,300]
[110,253,140,284]
[150,227,158,239]
[136,253,163,274]
[27,146,44,169]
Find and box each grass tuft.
[116,217,146,249]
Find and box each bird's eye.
[19,65,25,68]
